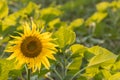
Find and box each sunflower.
[6,21,57,72]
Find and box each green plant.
[0,0,120,80]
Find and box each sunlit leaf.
[40,7,62,17]
[108,72,120,80]
[69,18,84,29]
[48,18,60,28]
[112,61,120,71]
[88,46,117,67]
[68,44,86,71]
[68,57,82,70]
[0,0,8,19]
[53,27,76,48]
[70,44,87,54]
[112,55,120,71]
[85,12,107,26]
[48,18,65,30]
[111,1,120,9]
[101,69,111,80]
[2,2,40,32]
[84,66,99,78]
[40,7,62,23]
[0,59,18,80]
[96,2,110,11]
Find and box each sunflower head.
[6,21,57,72]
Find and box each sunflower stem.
[53,68,63,80]
[27,69,31,80]
[70,66,88,80]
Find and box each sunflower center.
[27,41,37,51]
[21,36,42,58]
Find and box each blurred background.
[0,0,120,56]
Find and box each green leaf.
[48,18,61,29]
[88,46,117,67]
[9,69,22,79]
[53,27,76,48]
[68,44,86,72]
[37,69,49,78]
[70,44,86,55]
[115,54,120,61]
[77,76,87,80]
[101,69,111,80]
[70,44,87,59]
[96,1,110,12]
[69,18,84,30]
[100,59,115,70]
[40,7,62,23]
[0,0,8,19]
[108,72,120,80]
[85,12,107,26]
[84,66,99,78]
[2,2,40,32]
[93,22,107,37]
[112,55,120,71]
[111,1,120,9]
[47,18,66,31]
[0,59,17,80]
[40,7,62,18]
[68,57,82,70]
[84,51,95,61]
[93,72,103,80]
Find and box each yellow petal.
[24,22,31,35]
[10,35,21,40]
[31,20,37,32]
[46,54,56,60]
[36,62,41,71]
[7,53,16,60]
[41,32,52,39]
[41,57,50,69]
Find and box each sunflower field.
[0,0,120,80]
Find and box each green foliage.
[85,12,108,26]
[0,0,120,80]
[40,7,62,23]
[69,18,84,30]
[0,0,8,19]
[0,59,18,80]
[53,26,76,48]
[101,69,111,80]
[88,46,117,67]
[96,1,110,12]
[109,72,120,80]
[2,2,40,32]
